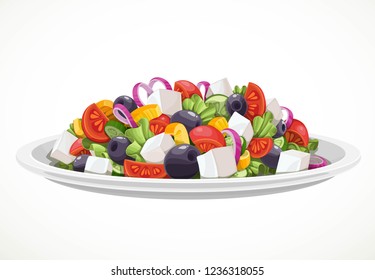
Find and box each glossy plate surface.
[16,134,360,199]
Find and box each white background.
[0,0,374,260]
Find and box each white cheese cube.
[197,146,237,178]
[228,112,254,146]
[206,78,233,98]
[276,150,311,174]
[266,98,283,125]
[50,130,78,164]
[140,133,175,163]
[84,157,112,175]
[147,89,182,116]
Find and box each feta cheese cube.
[140,133,175,163]
[147,89,182,116]
[266,98,283,125]
[206,78,233,98]
[276,150,311,174]
[228,112,254,146]
[84,157,112,175]
[197,146,237,178]
[50,130,78,164]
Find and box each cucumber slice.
[205,94,230,120]
[105,120,126,138]
[274,136,287,151]
[225,136,247,154]
[231,169,248,178]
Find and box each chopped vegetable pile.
[51,77,327,179]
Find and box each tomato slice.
[149,114,170,135]
[284,119,309,147]
[153,113,170,123]
[244,82,266,121]
[248,137,273,158]
[189,125,226,153]
[69,138,90,156]
[124,160,168,178]
[149,120,168,135]
[82,103,110,143]
[174,80,202,100]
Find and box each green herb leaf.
[233,85,247,96]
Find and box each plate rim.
[16,134,361,194]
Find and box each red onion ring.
[113,104,138,128]
[221,128,241,164]
[197,81,210,100]
[132,82,153,107]
[308,155,328,169]
[280,106,294,128]
[149,77,172,90]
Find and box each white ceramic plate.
[16,134,360,199]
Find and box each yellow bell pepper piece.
[165,123,190,145]
[96,100,116,120]
[73,118,85,138]
[237,150,251,171]
[208,116,228,131]
[131,104,162,123]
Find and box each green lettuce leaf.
[182,94,216,124]
[124,118,154,162]
[286,138,319,153]
[246,158,275,176]
[56,161,73,170]
[308,138,319,152]
[90,143,107,157]
[253,112,277,138]
[287,142,308,152]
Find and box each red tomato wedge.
[174,80,202,100]
[284,119,309,147]
[244,82,266,121]
[189,125,226,153]
[149,114,170,135]
[82,103,110,143]
[69,138,90,156]
[248,137,273,158]
[124,160,168,178]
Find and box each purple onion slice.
[197,81,210,100]
[221,128,241,164]
[280,106,294,128]
[148,77,172,91]
[132,82,153,107]
[309,155,328,169]
[113,104,138,128]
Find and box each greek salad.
[51,77,327,179]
